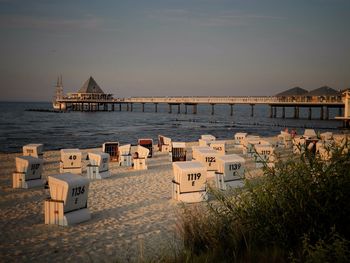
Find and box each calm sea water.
[0,101,343,153]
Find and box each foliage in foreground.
[176,146,350,262]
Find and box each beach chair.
[44,173,91,226]
[59,149,82,174]
[23,144,44,159]
[171,142,187,162]
[234,132,248,146]
[193,147,220,178]
[132,145,149,170]
[138,138,153,158]
[254,144,275,168]
[316,141,333,161]
[277,131,292,148]
[158,135,172,153]
[293,137,306,154]
[13,156,45,188]
[86,152,110,179]
[172,161,207,203]
[242,136,260,156]
[103,142,119,162]
[210,140,227,155]
[118,144,132,167]
[215,154,245,190]
[201,134,216,141]
[320,132,333,141]
[199,134,216,147]
[303,129,317,139]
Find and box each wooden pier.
[52,77,347,123]
[55,96,344,121]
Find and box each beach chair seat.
[171,142,187,162]
[103,142,119,162]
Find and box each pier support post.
[293,107,297,119]
[154,103,158,113]
[250,104,255,117]
[308,107,312,120]
[211,104,215,115]
[177,104,180,114]
[325,106,329,120]
[185,104,188,114]
[320,106,324,120]
[273,107,277,118]
[119,103,122,111]
[282,107,285,118]
[230,104,234,116]
[142,103,145,112]
[193,104,197,114]
[338,107,342,117]
[269,106,273,118]
[168,104,172,114]
[127,103,130,111]
[112,103,115,111]
[130,103,133,112]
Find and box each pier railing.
[56,96,344,106]
[118,96,343,105]
[119,96,279,104]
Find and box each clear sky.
[0,0,349,101]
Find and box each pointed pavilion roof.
[77,76,104,94]
[307,86,340,96]
[275,87,308,97]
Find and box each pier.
[52,77,347,123]
[55,96,344,120]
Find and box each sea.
[0,101,344,153]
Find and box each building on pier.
[276,87,308,102]
[67,76,112,100]
[53,76,114,111]
[306,86,341,103]
[275,86,341,103]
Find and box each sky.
[0,0,349,101]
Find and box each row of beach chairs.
[12,130,349,226]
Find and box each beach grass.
[171,145,350,262]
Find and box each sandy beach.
[0,137,284,262]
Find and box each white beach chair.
[119,144,132,167]
[132,145,150,170]
[172,161,207,203]
[87,152,110,179]
[215,154,245,190]
[59,149,82,174]
[23,144,44,159]
[13,156,45,188]
[45,173,91,226]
